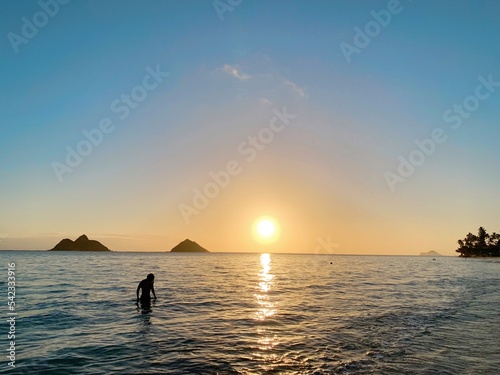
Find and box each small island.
[170,239,209,253]
[456,227,500,257]
[420,250,442,257]
[49,234,111,251]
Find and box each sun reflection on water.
[255,253,276,320]
[254,253,280,367]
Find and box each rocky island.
[420,250,442,257]
[50,235,110,251]
[170,239,209,252]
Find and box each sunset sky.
[1,1,499,254]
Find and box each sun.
[253,216,279,244]
[257,219,275,238]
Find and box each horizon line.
[0,249,455,256]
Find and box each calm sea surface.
[0,251,499,374]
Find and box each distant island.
[49,234,111,251]
[420,250,442,257]
[170,239,209,252]
[456,227,500,257]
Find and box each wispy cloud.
[218,60,307,101]
[221,64,251,80]
[284,79,306,97]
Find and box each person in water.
[136,273,157,307]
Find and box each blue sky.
[1,0,500,253]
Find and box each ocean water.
[0,251,499,375]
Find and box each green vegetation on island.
[456,227,500,257]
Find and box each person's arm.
[152,282,156,299]
[136,281,141,302]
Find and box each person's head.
[147,273,155,281]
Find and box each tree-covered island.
[456,227,500,257]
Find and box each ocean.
[0,251,499,374]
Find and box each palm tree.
[456,231,478,257]
[487,232,500,256]
[477,227,489,256]
[456,227,499,257]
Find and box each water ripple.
[0,252,498,374]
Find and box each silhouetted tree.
[456,227,500,257]
[488,232,500,256]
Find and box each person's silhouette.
[136,273,157,307]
